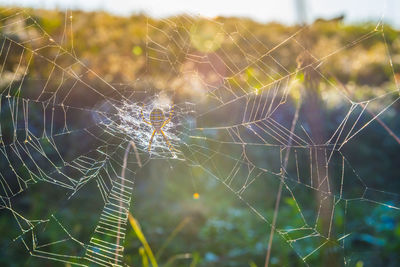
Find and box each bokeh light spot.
[190,20,224,53]
[132,45,143,56]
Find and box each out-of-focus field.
[0,7,399,267]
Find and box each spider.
[141,104,175,152]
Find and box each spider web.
[0,5,399,267]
